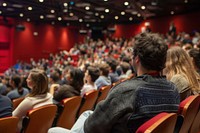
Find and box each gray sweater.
[84,74,180,133]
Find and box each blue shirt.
[0,95,12,118]
[7,88,29,100]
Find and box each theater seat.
[189,95,200,133]
[56,96,82,129]
[77,90,98,117]
[95,85,111,104]
[177,95,200,133]
[21,104,57,133]
[0,116,18,133]
[12,97,25,110]
[136,112,177,133]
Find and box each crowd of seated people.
[0,30,199,133]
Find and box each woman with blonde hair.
[13,69,53,131]
[164,46,200,101]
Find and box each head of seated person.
[53,85,78,103]
[65,67,84,94]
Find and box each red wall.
[13,22,83,63]
[0,18,14,72]
[113,11,200,38]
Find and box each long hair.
[165,46,200,91]
[28,69,49,97]
[69,67,84,92]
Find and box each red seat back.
[0,116,18,133]
[178,95,200,133]
[136,112,177,133]
[22,104,57,133]
[56,96,82,129]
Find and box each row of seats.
[0,104,57,133]
[136,95,200,133]
[1,89,199,133]
[55,85,112,129]
[0,84,112,133]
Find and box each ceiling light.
[79,19,83,22]
[50,10,55,13]
[95,13,99,16]
[124,2,129,6]
[39,0,44,2]
[27,18,30,22]
[115,16,119,20]
[137,13,141,17]
[51,21,55,25]
[33,32,38,36]
[19,13,24,17]
[105,9,109,13]
[63,3,68,7]
[40,15,44,19]
[104,0,108,1]
[171,11,174,15]
[121,11,125,15]
[63,9,68,13]
[69,12,74,16]
[0,11,2,14]
[86,24,90,27]
[28,7,32,11]
[129,17,133,21]
[2,3,7,7]
[100,15,104,19]
[58,17,62,21]
[85,6,90,10]
[141,6,146,10]
[184,0,188,3]
[145,22,150,26]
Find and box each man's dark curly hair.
[133,33,168,71]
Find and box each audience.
[48,32,180,133]
[13,69,53,131]
[164,46,200,101]
[1,28,199,132]
[52,67,84,103]
[53,85,77,103]
[65,67,84,95]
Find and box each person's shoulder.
[0,95,11,102]
[23,87,30,94]
[110,77,145,93]
[171,74,188,82]
[6,90,17,97]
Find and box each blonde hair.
[28,69,49,97]
[165,46,200,92]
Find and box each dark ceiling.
[0,0,200,27]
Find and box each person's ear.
[135,55,140,64]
